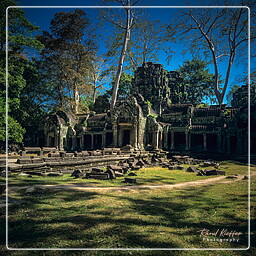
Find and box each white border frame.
[5,5,251,251]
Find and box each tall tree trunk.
[74,86,79,114]
[110,2,132,110]
[92,80,97,104]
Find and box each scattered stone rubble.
[1,146,228,182]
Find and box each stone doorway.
[174,132,186,150]
[207,134,217,152]
[49,137,55,147]
[67,137,72,150]
[84,134,92,149]
[93,134,102,149]
[122,129,131,146]
[191,134,203,151]
[106,132,113,147]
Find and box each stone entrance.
[122,129,131,146]
[174,132,186,150]
[191,134,203,151]
[106,132,113,147]
[93,134,102,149]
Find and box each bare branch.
[102,14,126,30]
[205,10,225,35]
[216,53,230,59]
[235,36,256,48]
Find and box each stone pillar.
[158,131,162,149]
[46,136,49,147]
[134,125,138,149]
[203,133,207,151]
[163,131,168,149]
[71,136,76,151]
[81,135,84,150]
[153,131,159,149]
[54,135,58,148]
[112,124,118,147]
[171,130,174,150]
[188,133,191,150]
[185,132,189,151]
[118,128,123,147]
[78,137,82,150]
[59,136,64,151]
[102,133,106,148]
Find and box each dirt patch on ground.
[38,174,249,192]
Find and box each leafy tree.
[228,71,256,107]
[105,72,133,100]
[0,0,43,148]
[167,3,255,105]
[92,72,132,113]
[101,0,138,110]
[226,84,240,106]
[172,59,216,104]
[85,57,112,104]
[37,9,97,113]
[127,19,163,70]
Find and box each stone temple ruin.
[42,62,251,156]
[2,62,254,183]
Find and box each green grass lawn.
[4,168,212,188]
[2,160,253,188]
[0,161,255,255]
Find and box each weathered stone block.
[17,158,32,164]
[71,169,83,178]
[31,158,44,163]
[124,177,136,184]
[48,153,60,158]
[186,166,200,173]
[105,169,116,179]
[86,173,109,180]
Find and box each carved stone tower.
[132,62,170,114]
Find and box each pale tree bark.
[87,57,110,104]
[110,0,134,110]
[181,7,254,105]
[74,88,80,114]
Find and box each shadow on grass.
[0,180,251,251]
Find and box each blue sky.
[12,0,253,103]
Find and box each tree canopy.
[1,1,253,150]
[173,59,216,104]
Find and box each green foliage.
[173,59,216,104]
[80,96,94,113]
[226,84,241,107]
[1,0,43,52]
[196,103,209,108]
[37,9,97,113]
[223,109,232,117]
[0,97,25,144]
[145,100,152,107]
[7,116,25,143]
[0,0,45,145]
[147,113,158,119]
[105,72,133,100]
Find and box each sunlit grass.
[0,160,255,255]
[2,160,254,188]
[1,175,254,254]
